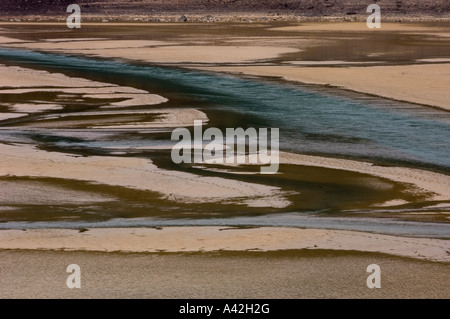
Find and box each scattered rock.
[178,14,188,22]
[202,15,215,23]
[0,0,448,23]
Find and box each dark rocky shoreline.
[1,0,449,22]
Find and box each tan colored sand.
[0,87,169,109]
[90,108,209,129]
[374,199,409,207]
[0,113,27,120]
[269,22,448,32]
[197,64,450,110]
[285,60,382,65]
[0,36,26,43]
[0,143,289,208]
[1,21,445,33]
[38,108,203,119]
[0,87,148,94]
[0,65,164,108]
[10,40,172,50]
[66,46,299,64]
[0,227,448,262]
[22,108,208,129]
[417,58,450,63]
[3,249,449,299]
[86,93,168,108]
[44,38,109,42]
[0,180,114,205]
[0,65,110,88]
[9,103,63,113]
[206,151,450,201]
[416,32,450,38]
[279,152,450,201]
[0,64,168,116]
[0,65,165,105]
[4,38,300,63]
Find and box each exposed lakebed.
[0,47,449,235]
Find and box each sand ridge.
[0,227,448,262]
[0,64,168,106]
[197,64,450,111]
[269,22,450,32]
[0,143,290,208]
[203,151,450,202]
[5,43,301,64]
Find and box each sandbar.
[0,227,448,262]
[198,64,450,111]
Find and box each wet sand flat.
[269,22,450,32]
[0,21,449,300]
[199,64,450,111]
[1,249,449,299]
[7,42,301,64]
[218,151,450,202]
[0,143,289,208]
[0,227,449,262]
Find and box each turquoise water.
[0,47,449,172]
